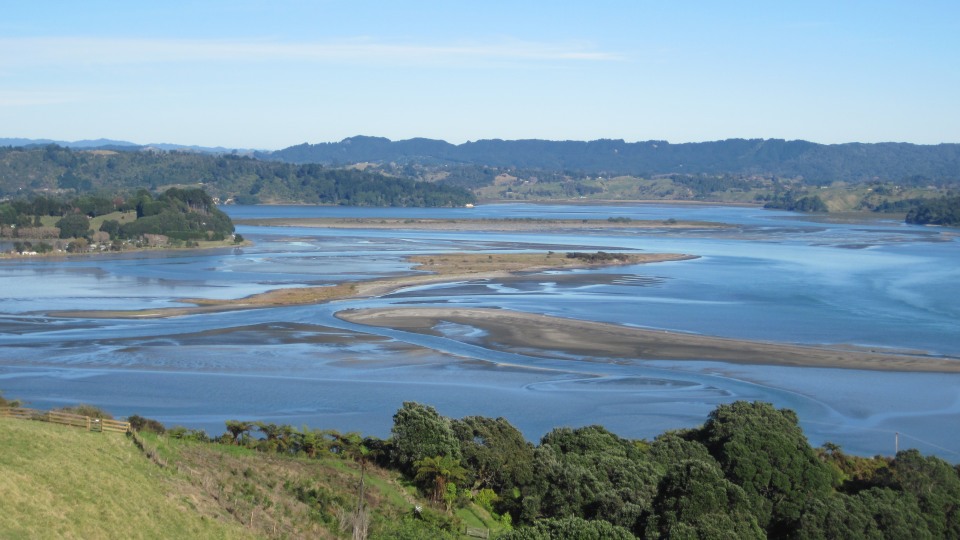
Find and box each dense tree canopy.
[763,192,829,212]
[0,145,475,206]
[905,195,960,225]
[1,188,235,250]
[389,402,461,474]
[891,449,960,537]
[451,415,534,493]
[120,188,234,241]
[646,459,763,539]
[265,136,960,185]
[54,213,91,239]
[698,401,836,534]
[521,425,661,534]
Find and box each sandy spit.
[336,307,960,373]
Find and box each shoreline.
[232,217,731,231]
[0,240,249,261]
[336,307,960,373]
[474,198,764,207]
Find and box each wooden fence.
[0,407,130,434]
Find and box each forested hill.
[261,136,960,185]
[0,145,474,207]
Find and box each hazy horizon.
[4,133,958,154]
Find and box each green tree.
[648,431,716,469]
[645,459,764,539]
[55,213,91,239]
[99,219,121,238]
[74,195,115,217]
[795,493,880,540]
[0,203,18,226]
[451,415,534,492]
[856,487,933,539]
[224,420,255,445]
[698,401,835,534]
[414,455,468,507]
[891,449,960,538]
[294,427,330,458]
[254,422,296,453]
[390,402,461,473]
[521,425,660,533]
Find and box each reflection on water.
[1,203,959,460]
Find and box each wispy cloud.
[0,90,81,107]
[0,36,622,69]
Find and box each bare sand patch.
[337,307,960,373]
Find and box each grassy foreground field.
[0,418,252,539]
[0,417,499,539]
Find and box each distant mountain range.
[0,138,258,155]
[4,135,959,184]
[259,136,960,184]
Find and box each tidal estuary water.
[2,203,959,460]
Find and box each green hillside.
[0,145,475,207]
[0,418,253,539]
[0,417,488,539]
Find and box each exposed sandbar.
[337,307,960,373]
[49,252,695,319]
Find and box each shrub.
[127,414,167,434]
[55,404,114,419]
[0,391,21,408]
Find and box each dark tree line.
[905,195,960,226]
[118,188,235,241]
[1,188,235,245]
[0,194,129,226]
[0,145,475,207]
[763,192,829,212]
[264,135,960,185]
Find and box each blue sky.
[2,1,958,149]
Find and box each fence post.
[86,416,91,431]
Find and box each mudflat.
[337,307,960,373]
